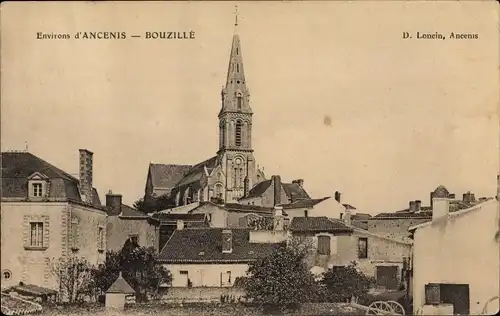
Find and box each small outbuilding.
[105,271,136,310]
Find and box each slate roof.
[176,156,219,187]
[152,213,206,227]
[343,204,357,210]
[246,180,272,198]
[106,273,136,294]
[290,217,354,234]
[120,204,148,218]
[245,180,312,202]
[283,183,311,200]
[282,197,330,209]
[1,152,102,208]
[158,228,283,263]
[149,163,192,189]
[224,203,289,216]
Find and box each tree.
[133,194,176,214]
[93,242,172,301]
[244,245,319,312]
[320,261,375,303]
[50,256,95,304]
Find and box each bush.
[320,261,375,303]
[244,245,319,311]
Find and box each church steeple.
[218,7,253,152]
[215,7,259,203]
[220,7,251,116]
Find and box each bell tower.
[217,7,257,202]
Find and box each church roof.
[1,151,102,208]
[176,156,218,187]
[149,163,192,189]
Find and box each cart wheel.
[366,301,394,315]
[386,300,406,315]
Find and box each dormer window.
[27,172,49,199]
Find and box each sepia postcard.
[1,1,499,315]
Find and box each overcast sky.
[1,1,498,214]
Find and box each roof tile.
[158,228,283,263]
[290,217,353,233]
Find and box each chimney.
[409,201,416,213]
[273,205,284,231]
[177,220,184,230]
[462,191,476,203]
[105,190,122,216]
[244,176,250,197]
[79,149,94,204]
[222,229,233,253]
[432,186,450,221]
[335,191,341,203]
[272,175,282,206]
[344,207,352,226]
[415,200,422,212]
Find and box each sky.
[1,1,499,214]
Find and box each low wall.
[160,287,246,303]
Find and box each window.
[98,227,105,250]
[2,270,12,280]
[71,217,79,250]
[32,183,43,197]
[239,168,243,188]
[208,213,212,222]
[358,237,368,259]
[235,120,242,146]
[236,63,239,73]
[237,96,242,110]
[317,236,331,255]
[221,271,232,286]
[30,222,44,247]
[304,210,308,217]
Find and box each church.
[143,21,321,209]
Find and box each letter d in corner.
[402,32,411,39]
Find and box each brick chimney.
[222,229,233,253]
[409,201,416,213]
[415,200,422,212]
[272,175,282,206]
[462,191,476,203]
[335,191,341,203]
[105,190,122,216]
[79,149,93,204]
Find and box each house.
[1,149,106,290]
[409,186,499,315]
[105,191,161,252]
[290,215,412,292]
[149,213,209,251]
[157,226,284,302]
[367,185,489,243]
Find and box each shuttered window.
[317,236,331,255]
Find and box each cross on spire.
[234,5,239,27]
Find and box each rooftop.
[158,228,283,263]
